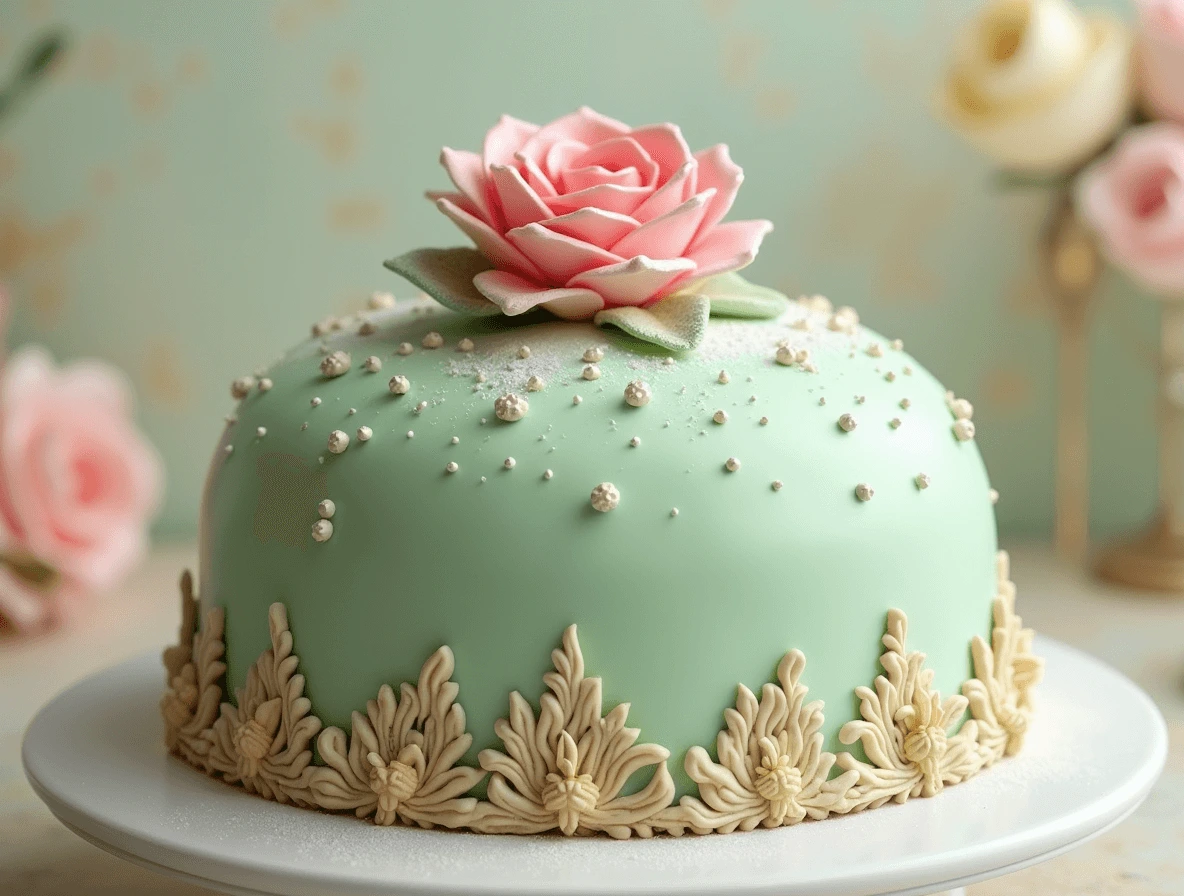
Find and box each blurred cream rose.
[1137,0,1184,123]
[940,0,1134,174]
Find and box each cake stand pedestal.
[23,638,1166,896]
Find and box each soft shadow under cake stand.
[23,638,1166,896]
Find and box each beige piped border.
[161,551,1042,838]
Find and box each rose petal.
[515,151,558,199]
[483,114,539,169]
[489,164,553,229]
[612,190,714,260]
[0,564,51,631]
[691,144,743,244]
[440,148,494,226]
[436,197,546,281]
[543,208,640,247]
[425,190,481,219]
[569,137,659,187]
[542,292,605,320]
[546,183,651,217]
[473,269,601,317]
[544,139,590,183]
[567,256,697,307]
[632,161,697,223]
[684,219,774,281]
[520,106,631,164]
[562,165,643,192]
[628,123,694,181]
[506,222,624,284]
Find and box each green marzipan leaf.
[383,247,503,316]
[593,292,711,352]
[694,271,790,319]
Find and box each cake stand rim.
[22,636,1168,896]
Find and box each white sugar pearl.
[257,377,273,392]
[356,425,372,441]
[572,395,583,405]
[230,376,256,399]
[838,413,857,432]
[989,487,1000,504]
[915,473,931,490]
[543,469,554,480]
[582,364,601,381]
[630,436,641,447]
[890,417,902,429]
[900,398,912,410]
[494,392,529,422]
[760,416,769,425]
[450,436,460,445]
[311,396,322,407]
[444,461,459,474]
[363,355,382,373]
[368,291,395,309]
[256,426,267,438]
[397,342,414,355]
[583,346,604,362]
[414,401,428,414]
[517,345,531,359]
[718,370,730,384]
[388,375,410,395]
[950,398,974,420]
[317,499,336,519]
[320,350,351,378]
[422,331,444,349]
[327,430,350,454]
[457,337,475,352]
[590,482,620,512]
[406,430,414,438]
[503,457,516,469]
[526,375,545,392]
[725,457,741,472]
[311,519,333,542]
[855,483,874,501]
[713,409,728,425]
[953,419,976,442]
[624,380,652,407]
[772,480,784,491]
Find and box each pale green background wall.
[0,0,1161,538]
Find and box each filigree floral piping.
[309,646,489,828]
[475,625,676,839]
[203,603,321,805]
[160,570,225,769]
[161,551,1042,836]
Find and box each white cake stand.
[23,637,1166,896]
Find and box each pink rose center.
[73,453,108,504]
[1129,165,1178,219]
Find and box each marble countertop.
[1,542,1181,895]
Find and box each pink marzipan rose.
[0,347,162,631]
[430,107,773,320]
[1138,0,1184,122]
[1077,123,1184,296]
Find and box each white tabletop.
[2,542,1182,895]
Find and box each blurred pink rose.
[1138,0,1184,122]
[0,347,162,631]
[430,106,772,320]
[1077,123,1184,295]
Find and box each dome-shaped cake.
[161,108,1040,838]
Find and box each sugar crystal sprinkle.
[311,519,333,543]
[415,400,428,414]
[890,417,902,429]
[422,331,444,349]
[327,430,350,454]
[900,398,911,410]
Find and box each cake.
[160,108,1042,838]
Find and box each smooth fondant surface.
[199,300,997,795]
